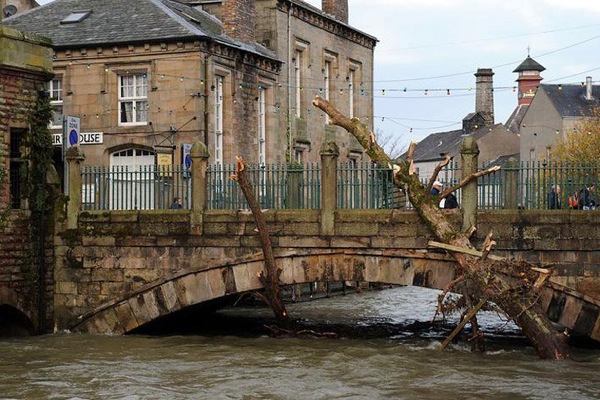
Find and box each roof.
[513,56,545,73]
[3,0,277,60]
[483,153,520,168]
[406,124,503,162]
[540,83,600,117]
[505,104,528,134]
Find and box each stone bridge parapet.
[54,208,600,340]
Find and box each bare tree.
[375,128,407,160]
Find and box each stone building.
[0,23,54,335]
[519,79,600,164]
[2,0,39,17]
[404,68,519,183]
[4,0,376,174]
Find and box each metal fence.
[80,161,600,211]
[206,163,321,210]
[338,162,405,209]
[81,165,191,210]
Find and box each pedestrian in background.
[548,185,561,209]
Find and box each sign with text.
[182,143,193,169]
[63,116,81,150]
[53,132,104,146]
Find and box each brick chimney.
[475,68,494,126]
[322,0,348,24]
[221,0,255,43]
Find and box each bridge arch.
[0,287,35,336]
[71,250,457,334]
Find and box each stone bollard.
[460,136,479,233]
[65,146,85,230]
[190,141,209,235]
[503,157,519,209]
[320,140,339,235]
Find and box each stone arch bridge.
[45,208,600,341]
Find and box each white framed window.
[119,73,148,125]
[48,78,63,128]
[294,142,309,164]
[323,60,331,124]
[348,69,355,119]
[257,86,266,165]
[214,76,224,166]
[294,49,303,118]
[294,148,304,164]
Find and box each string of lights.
[59,41,599,132]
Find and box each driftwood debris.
[313,95,571,360]
[439,297,487,351]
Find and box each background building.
[4,0,376,175]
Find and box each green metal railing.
[80,161,600,211]
[338,162,405,209]
[81,165,191,210]
[206,163,321,210]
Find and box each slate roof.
[513,56,545,73]
[505,104,528,134]
[3,0,277,60]
[483,152,520,168]
[540,83,600,117]
[406,124,502,162]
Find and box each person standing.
[170,197,182,209]
[547,185,561,209]
[430,181,442,195]
[579,183,596,210]
[444,192,459,209]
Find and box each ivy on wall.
[24,89,54,214]
[24,88,56,333]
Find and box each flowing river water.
[1,287,599,399]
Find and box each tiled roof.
[406,124,502,162]
[3,0,277,60]
[541,83,600,117]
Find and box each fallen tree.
[231,157,293,330]
[312,95,571,360]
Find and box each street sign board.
[63,116,81,151]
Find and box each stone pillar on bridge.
[190,141,209,235]
[66,146,85,230]
[320,140,339,235]
[503,157,519,209]
[460,136,479,233]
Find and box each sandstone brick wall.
[0,27,54,333]
[55,208,600,332]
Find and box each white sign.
[53,132,104,146]
[64,116,81,149]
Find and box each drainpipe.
[203,52,211,147]
[287,3,292,163]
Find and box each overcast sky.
[36,0,600,151]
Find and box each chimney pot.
[585,76,593,101]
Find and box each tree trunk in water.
[312,96,571,360]
[231,157,293,329]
